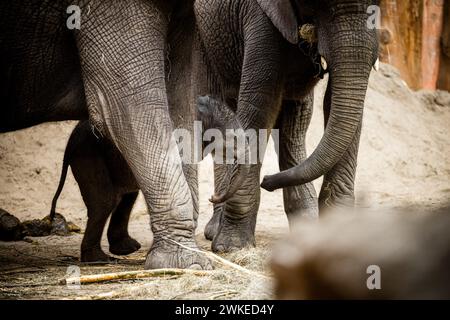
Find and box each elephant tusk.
[320,56,328,72]
[373,58,380,72]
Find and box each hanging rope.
[298,23,327,79]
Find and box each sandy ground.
[0,63,449,299]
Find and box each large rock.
[271,206,450,299]
[0,208,24,241]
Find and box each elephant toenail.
[214,244,226,252]
[189,263,202,270]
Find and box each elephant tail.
[49,121,87,222]
[49,149,70,222]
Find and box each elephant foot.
[319,181,355,214]
[319,188,355,214]
[81,246,115,264]
[204,211,222,241]
[286,206,319,226]
[145,239,213,270]
[212,218,256,253]
[109,236,141,256]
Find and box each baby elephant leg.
[72,156,116,263]
[276,97,319,224]
[107,192,141,256]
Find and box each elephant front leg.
[76,0,211,270]
[208,20,285,252]
[319,87,361,211]
[209,88,282,252]
[182,164,199,229]
[319,126,361,211]
[276,98,318,224]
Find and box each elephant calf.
[51,96,239,263]
[50,121,141,263]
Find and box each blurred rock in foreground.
[272,205,450,299]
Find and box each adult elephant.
[194,0,379,252]
[0,0,227,269]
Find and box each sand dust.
[0,63,449,299]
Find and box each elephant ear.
[256,0,298,44]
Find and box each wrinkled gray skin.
[194,0,379,252]
[198,95,252,204]
[0,0,230,269]
[50,97,239,263]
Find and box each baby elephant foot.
[212,218,256,253]
[204,211,222,241]
[145,239,213,270]
[81,246,115,264]
[109,236,141,256]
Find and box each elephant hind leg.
[276,97,319,225]
[71,155,116,264]
[107,192,141,256]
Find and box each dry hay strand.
[60,239,274,300]
[298,24,317,43]
[163,237,272,280]
[67,243,275,300]
[73,270,273,300]
[60,268,211,285]
[222,246,271,273]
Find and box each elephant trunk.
[261,30,375,191]
[210,120,252,204]
[210,162,251,204]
